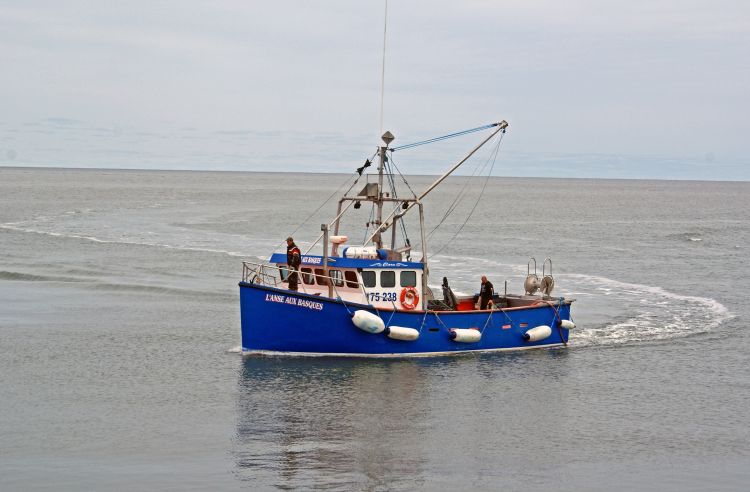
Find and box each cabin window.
[361,271,376,288]
[400,270,417,287]
[380,271,395,288]
[314,268,328,286]
[279,266,289,282]
[330,269,344,287]
[344,270,358,288]
[301,267,314,285]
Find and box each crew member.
[479,275,494,310]
[286,236,301,291]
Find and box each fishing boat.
[238,122,576,356]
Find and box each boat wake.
[560,273,732,348]
[0,268,231,300]
[0,221,253,258]
[0,270,87,283]
[432,254,732,348]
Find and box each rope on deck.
[480,309,494,335]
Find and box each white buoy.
[449,328,481,343]
[523,325,552,342]
[385,326,419,341]
[351,310,385,334]
[559,319,576,330]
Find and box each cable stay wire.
[391,122,500,152]
[273,152,377,256]
[362,202,376,245]
[426,143,494,240]
[383,122,502,250]
[386,152,418,199]
[405,132,501,255]
[387,153,417,257]
[391,163,417,247]
[380,158,411,249]
[429,132,506,258]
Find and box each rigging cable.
[425,143,492,240]
[274,152,377,256]
[391,122,500,152]
[386,152,418,199]
[362,201,376,245]
[383,154,413,251]
[429,130,506,258]
[406,131,499,253]
[386,152,420,250]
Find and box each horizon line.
[2,164,749,184]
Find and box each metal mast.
[375,130,395,249]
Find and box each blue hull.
[239,282,571,356]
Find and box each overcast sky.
[1,1,748,179]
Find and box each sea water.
[1,168,748,490]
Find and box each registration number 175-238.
[367,292,398,302]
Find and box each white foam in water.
[0,223,253,258]
[226,345,243,354]
[433,253,732,349]
[560,273,732,348]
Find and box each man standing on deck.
[286,237,301,291]
[479,275,494,310]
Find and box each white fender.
[385,326,420,341]
[524,325,552,342]
[351,310,385,334]
[559,319,576,330]
[450,328,481,343]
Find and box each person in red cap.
[286,237,301,291]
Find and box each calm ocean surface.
[1,167,748,491]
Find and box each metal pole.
[379,0,388,135]
[390,214,398,251]
[375,145,386,249]
[321,223,332,298]
[418,202,428,309]
[332,199,344,255]
[304,199,356,254]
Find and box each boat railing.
[241,261,371,302]
[242,261,283,287]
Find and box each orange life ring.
[399,287,420,310]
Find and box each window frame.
[314,268,328,286]
[400,270,417,288]
[361,270,376,288]
[329,269,344,287]
[301,267,314,285]
[344,270,359,288]
[380,270,396,288]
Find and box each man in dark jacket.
[479,275,494,310]
[286,237,301,291]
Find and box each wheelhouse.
[269,253,425,310]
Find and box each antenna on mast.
[379,0,388,134]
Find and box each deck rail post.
[322,223,333,298]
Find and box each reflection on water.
[234,351,570,490]
[235,357,431,489]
